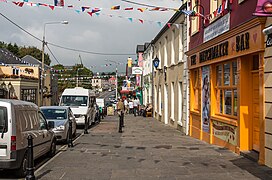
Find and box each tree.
[52,64,64,70]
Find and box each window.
[171,30,175,64]
[38,112,47,130]
[21,89,37,104]
[192,69,200,111]
[215,60,237,116]
[13,68,19,75]
[0,106,8,133]
[164,36,168,67]
[154,86,157,112]
[60,96,88,106]
[178,82,183,125]
[191,0,199,34]
[210,0,223,14]
[159,86,162,115]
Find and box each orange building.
[186,0,267,165]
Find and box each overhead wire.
[0,12,136,57]
[120,0,178,10]
[45,44,61,64]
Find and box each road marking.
[35,132,84,175]
[59,172,66,179]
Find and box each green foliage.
[0,41,51,66]
[52,64,64,70]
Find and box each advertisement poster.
[254,0,272,16]
[202,66,210,133]
[213,121,237,146]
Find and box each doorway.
[251,55,260,152]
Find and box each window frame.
[215,60,238,118]
[192,69,200,111]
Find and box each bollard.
[26,135,35,180]
[68,120,73,147]
[84,117,89,134]
[118,112,122,133]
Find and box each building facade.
[186,0,271,166]
[264,17,272,168]
[151,2,189,134]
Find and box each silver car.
[41,106,76,142]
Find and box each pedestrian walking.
[129,100,133,114]
[123,98,128,114]
[133,97,140,117]
[117,98,125,133]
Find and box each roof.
[0,48,24,65]
[0,99,38,108]
[62,87,95,96]
[21,55,50,69]
[136,45,145,53]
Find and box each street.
[32,114,272,180]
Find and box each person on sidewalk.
[133,97,140,117]
[117,98,125,133]
[129,100,133,114]
[123,98,128,114]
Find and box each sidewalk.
[35,114,272,180]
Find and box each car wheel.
[48,139,56,157]
[15,153,27,178]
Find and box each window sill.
[191,30,199,37]
[211,114,238,126]
[190,110,200,115]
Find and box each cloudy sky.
[0,0,182,72]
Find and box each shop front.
[187,18,266,163]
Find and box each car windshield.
[41,109,67,120]
[0,107,7,133]
[61,96,88,106]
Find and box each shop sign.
[204,13,230,43]
[213,121,237,146]
[132,67,143,75]
[199,41,229,63]
[266,33,272,47]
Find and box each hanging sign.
[132,67,143,74]
[254,0,272,16]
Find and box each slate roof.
[0,48,24,65]
[21,55,50,69]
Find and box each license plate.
[0,148,7,156]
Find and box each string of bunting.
[1,0,188,27]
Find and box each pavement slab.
[35,114,272,180]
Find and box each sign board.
[132,67,143,75]
[204,13,230,43]
[266,33,272,47]
[213,121,237,146]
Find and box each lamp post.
[106,60,119,100]
[41,20,68,106]
[152,56,160,117]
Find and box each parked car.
[0,99,56,177]
[41,106,76,142]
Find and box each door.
[252,71,260,151]
[38,112,52,155]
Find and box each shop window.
[21,89,37,104]
[215,60,237,117]
[192,69,200,111]
[210,0,223,14]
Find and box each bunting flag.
[150,7,160,11]
[81,6,90,12]
[67,5,73,8]
[75,9,81,13]
[87,11,93,16]
[137,8,147,12]
[18,2,24,7]
[167,23,171,28]
[217,5,222,14]
[157,21,162,27]
[128,17,133,22]
[181,10,193,16]
[111,5,120,10]
[139,19,144,24]
[49,5,55,10]
[54,0,64,7]
[124,7,133,10]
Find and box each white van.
[59,87,96,127]
[0,99,56,177]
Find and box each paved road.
[35,114,272,180]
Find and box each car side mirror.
[48,121,55,129]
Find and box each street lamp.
[152,56,160,117]
[41,20,68,106]
[105,60,119,100]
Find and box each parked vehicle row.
[0,99,56,177]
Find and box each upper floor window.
[191,0,199,34]
[164,36,168,67]
[171,30,175,65]
[210,0,223,14]
[13,68,19,75]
